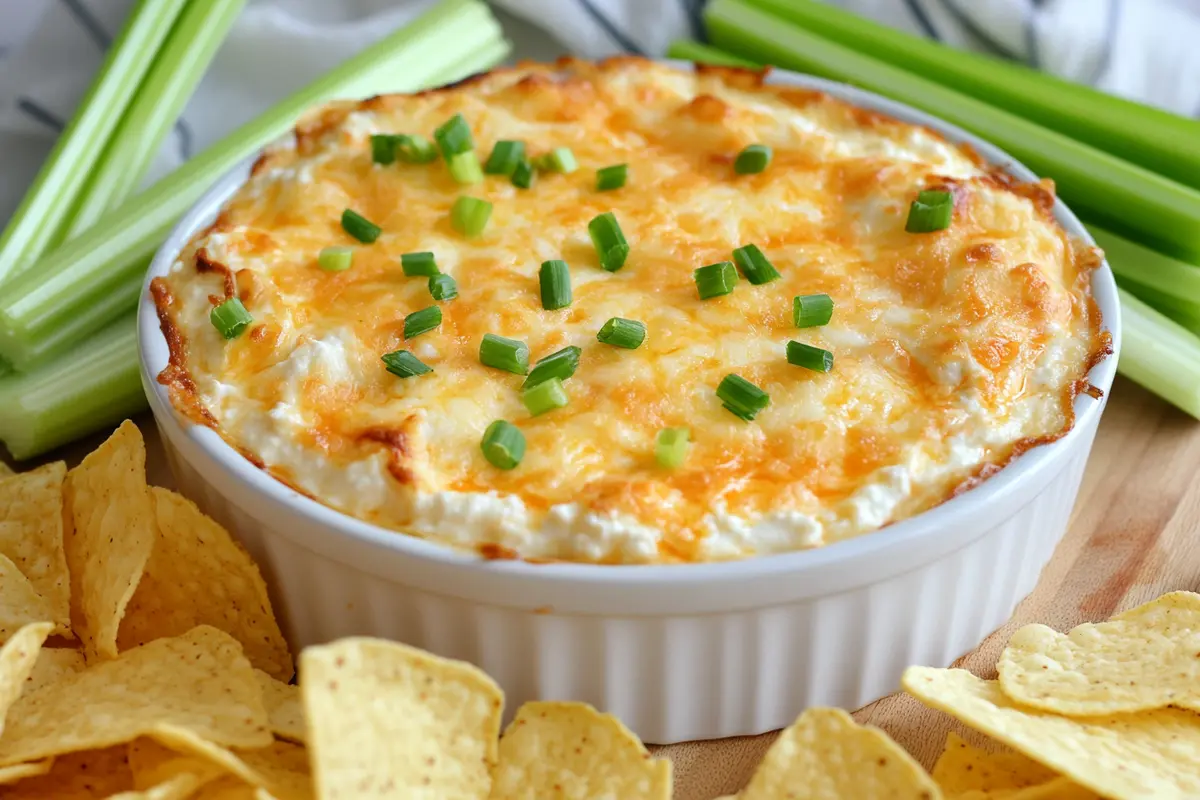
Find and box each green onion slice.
[717,374,769,421]
[905,189,954,233]
[370,134,397,165]
[381,349,432,378]
[429,274,458,302]
[597,317,645,349]
[732,243,781,285]
[511,158,535,189]
[787,341,834,373]
[734,144,772,175]
[447,150,484,185]
[481,420,525,470]
[793,294,833,328]
[434,113,474,157]
[395,134,437,164]
[522,377,570,417]
[537,146,578,173]
[480,333,529,375]
[484,140,525,176]
[588,212,630,272]
[655,427,690,469]
[524,345,581,388]
[318,246,354,273]
[539,260,572,310]
[596,164,628,191]
[341,209,381,243]
[401,251,439,277]
[694,261,738,299]
[210,297,252,340]
[404,305,442,339]
[450,196,493,237]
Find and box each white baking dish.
[138,65,1120,744]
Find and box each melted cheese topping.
[153,60,1104,565]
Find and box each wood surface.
[4,375,1197,799]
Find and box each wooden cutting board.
[5,374,1198,799]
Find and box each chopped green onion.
[539,260,572,310]
[734,144,772,174]
[694,261,739,299]
[210,298,252,340]
[401,251,439,277]
[597,317,646,349]
[905,189,954,233]
[371,134,398,164]
[537,147,578,173]
[480,333,529,375]
[511,158,535,189]
[447,150,484,184]
[395,134,437,164]
[342,209,381,243]
[484,140,525,175]
[429,274,458,301]
[717,374,769,421]
[522,377,570,416]
[381,349,432,378]
[434,112,474,157]
[450,196,492,237]
[404,305,442,339]
[787,341,834,373]
[481,420,525,470]
[596,164,628,191]
[524,345,581,388]
[732,243,781,284]
[793,294,833,328]
[588,212,630,272]
[318,246,354,273]
[655,427,690,469]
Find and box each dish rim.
[137,62,1122,588]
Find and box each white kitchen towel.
[2,0,1200,223]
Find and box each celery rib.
[667,39,762,68]
[1117,290,1200,419]
[0,0,187,287]
[1089,226,1200,309]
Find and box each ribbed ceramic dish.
[138,64,1120,744]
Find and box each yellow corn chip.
[191,776,275,799]
[63,421,156,662]
[0,625,271,766]
[488,701,671,799]
[108,772,210,800]
[301,637,503,799]
[903,666,1200,800]
[932,732,1057,794]
[118,488,293,680]
[998,591,1200,716]
[0,555,57,644]
[737,707,940,800]
[0,462,71,636]
[256,669,305,743]
[0,758,53,785]
[23,646,86,694]
[146,723,312,800]
[0,745,133,798]
[0,462,13,477]
[129,735,230,790]
[0,622,52,736]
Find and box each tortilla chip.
[489,701,671,799]
[129,735,230,790]
[998,592,1200,716]
[0,555,57,644]
[903,666,1200,800]
[118,488,293,680]
[108,772,210,800]
[147,723,311,800]
[0,622,52,736]
[0,462,71,636]
[0,463,13,477]
[0,758,53,785]
[24,646,86,694]
[932,732,1057,794]
[301,637,503,798]
[737,707,939,800]
[0,745,133,798]
[0,625,271,766]
[63,421,156,662]
[256,669,305,743]
[191,777,274,799]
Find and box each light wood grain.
[4,376,1196,800]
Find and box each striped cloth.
[1,0,1198,222]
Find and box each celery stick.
[705,0,1200,261]
[1122,282,1200,336]
[65,0,246,238]
[667,39,761,68]
[0,0,509,370]
[0,0,187,286]
[743,0,1200,191]
[0,315,145,460]
[1089,226,1200,308]
[1117,290,1200,419]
